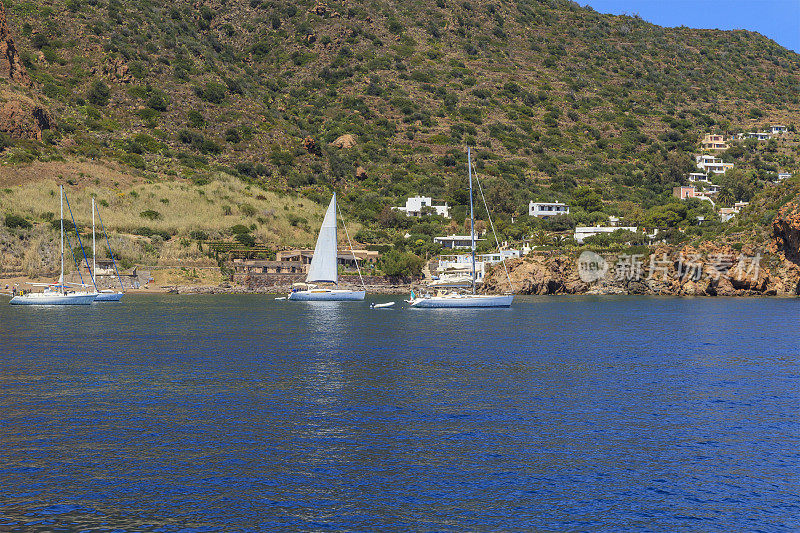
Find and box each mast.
[468,147,476,294]
[92,197,96,284]
[60,185,64,295]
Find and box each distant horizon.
[584,0,800,53]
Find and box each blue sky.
[583,0,800,53]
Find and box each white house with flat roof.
[738,132,772,141]
[778,172,792,181]
[574,226,638,244]
[529,201,569,218]
[696,155,734,174]
[433,249,520,286]
[697,183,720,196]
[434,234,485,249]
[688,172,709,183]
[393,196,450,218]
[771,125,787,135]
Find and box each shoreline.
[2,276,796,299]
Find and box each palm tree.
[717,189,735,208]
[530,230,551,247]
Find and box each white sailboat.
[91,198,124,302]
[409,147,514,308]
[287,192,366,301]
[9,185,97,305]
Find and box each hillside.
[0,0,799,277]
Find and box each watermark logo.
[578,250,608,282]
[576,251,762,283]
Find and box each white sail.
[306,193,338,284]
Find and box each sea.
[0,295,798,532]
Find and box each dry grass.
[0,172,326,247]
[0,160,138,188]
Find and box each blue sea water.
[0,295,798,532]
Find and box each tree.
[379,250,423,277]
[573,187,603,212]
[87,80,110,106]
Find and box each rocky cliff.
[0,2,29,87]
[773,198,800,266]
[0,2,51,141]
[483,243,800,297]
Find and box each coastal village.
[3,120,796,298]
[196,124,798,293]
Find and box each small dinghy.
[274,297,286,300]
[370,301,395,309]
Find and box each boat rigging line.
[471,160,515,294]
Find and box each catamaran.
[9,185,97,305]
[91,198,124,301]
[408,148,514,308]
[287,192,366,301]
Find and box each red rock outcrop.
[0,2,53,140]
[774,198,800,264]
[0,2,30,86]
[0,96,52,140]
[482,241,800,297]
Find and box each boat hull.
[409,294,513,308]
[288,289,366,301]
[95,291,123,302]
[9,293,97,305]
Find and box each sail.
[306,193,338,283]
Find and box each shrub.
[140,209,163,221]
[119,153,146,169]
[234,233,256,247]
[190,230,208,241]
[147,92,169,111]
[31,34,49,49]
[50,219,76,231]
[87,80,110,106]
[187,110,206,128]
[195,82,227,104]
[230,224,250,235]
[5,213,32,230]
[225,128,241,143]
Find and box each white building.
[434,234,485,249]
[393,196,450,218]
[778,172,792,181]
[771,125,787,135]
[478,249,520,263]
[434,250,520,285]
[737,132,772,141]
[574,226,638,244]
[688,172,709,183]
[529,201,569,218]
[696,155,734,174]
[698,183,721,195]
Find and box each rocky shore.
[482,205,800,297]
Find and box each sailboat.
[287,192,366,301]
[91,198,124,301]
[9,185,97,305]
[408,148,514,308]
